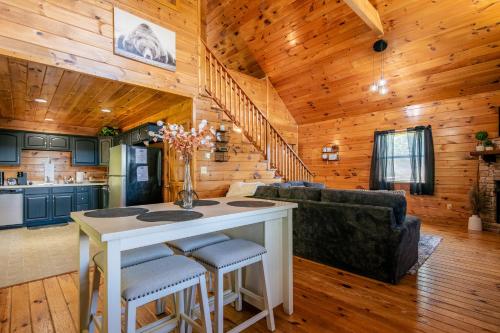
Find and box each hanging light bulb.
[370,39,389,94]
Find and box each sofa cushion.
[304,181,326,189]
[287,181,306,187]
[253,186,279,198]
[321,189,407,225]
[287,187,322,201]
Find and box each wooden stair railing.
[199,40,314,182]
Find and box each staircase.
[199,41,314,182]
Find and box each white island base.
[73,197,297,333]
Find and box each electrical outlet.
[200,166,208,175]
[446,203,453,210]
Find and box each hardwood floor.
[0,224,499,333]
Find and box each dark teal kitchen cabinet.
[90,186,101,210]
[52,187,75,223]
[0,131,21,165]
[24,188,51,225]
[99,137,112,166]
[72,137,98,166]
[48,135,70,151]
[24,133,48,149]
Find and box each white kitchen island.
[72,197,297,333]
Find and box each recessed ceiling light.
[34,98,47,103]
[45,118,54,122]
[101,108,111,113]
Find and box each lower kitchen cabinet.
[24,188,51,226]
[23,185,102,227]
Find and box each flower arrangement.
[149,120,216,161]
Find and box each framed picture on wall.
[113,7,176,71]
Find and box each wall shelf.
[470,150,500,163]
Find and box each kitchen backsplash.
[1,150,107,183]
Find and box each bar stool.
[90,255,213,333]
[88,244,174,332]
[167,233,231,290]
[192,239,275,333]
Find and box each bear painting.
[114,8,176,71]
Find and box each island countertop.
[72,196,297,242]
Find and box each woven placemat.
[226,200,276,208]
[84,207,149,218]
[174,200,220,207]
[137,210,203,222]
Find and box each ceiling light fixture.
[34,98,47,103]
[370,39,389,96]
[45,118,54,122]
[101,108,112,113]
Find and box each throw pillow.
[226,181,266,197]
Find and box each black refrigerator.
[108,144,162,207]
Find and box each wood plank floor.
[0,224,499,333]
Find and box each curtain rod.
[375,125,431,134]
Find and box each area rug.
[407,234,442,275]
[0,222,99,288]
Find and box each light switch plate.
[200,166,208,175]
[204,152,211,159]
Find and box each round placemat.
[174,200,220,207]
[136,210,204,222]
[84,207,149,218]
[226,200,276,208]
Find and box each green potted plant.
[468,183,486,231]
[99,126,120,137]
[475,131,488,151]
[484,139,494,151]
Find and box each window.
[385,132,425,183]
[370,126,434,195]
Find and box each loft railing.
[199,40,314,182]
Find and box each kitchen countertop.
[0,182,107,190]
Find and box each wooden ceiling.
[0,55,187,134]
[205,0,500,124]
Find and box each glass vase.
[181,158,194,209]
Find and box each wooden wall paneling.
[1,150,107,183]
[0,0,200,98]
[298,91,500,227]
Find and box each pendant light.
[370,39,389,95]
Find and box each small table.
[72,197,297,333]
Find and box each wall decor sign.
[114,7,176,71]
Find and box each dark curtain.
[407,125,435,195]
[369,130,395,190]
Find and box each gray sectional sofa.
[253,185,420,284]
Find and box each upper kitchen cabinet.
[24,132,48,150]
[72,137,98,166]
[99,137,112,166]
[24,133,70,151]
[0,131,21,165]
[48,135,70,151]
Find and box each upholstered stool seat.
[121,255,206,301]
[192,239,275,333]
[93,243,174,270]
[168,232,230,255]
[89,255,213,333]
[192,239,266,269]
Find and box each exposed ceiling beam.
[343,0,384,36]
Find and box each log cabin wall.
[1,150,106,182]
[0,0,200,99]
[299,91,500,227]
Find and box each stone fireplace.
[477,153,500,233]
